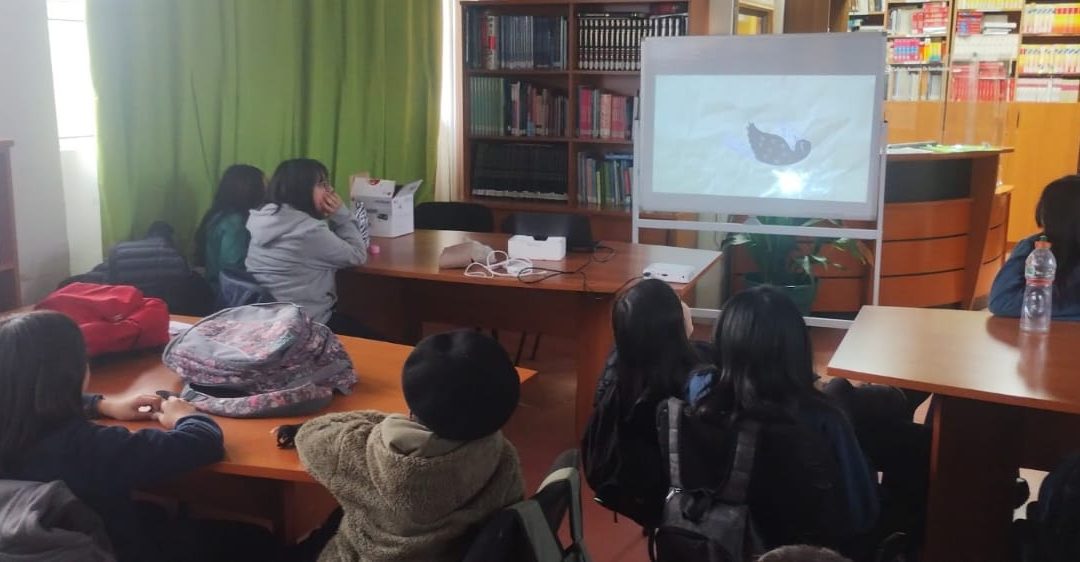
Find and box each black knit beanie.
[402,330,520,441]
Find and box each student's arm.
[295,410,385,485]
[988,237,1034,318]
[302,207,370,270]
[89,415,225,487]
[216,215,251,272]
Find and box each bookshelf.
[0,140,20,311]
[458,0,707,240]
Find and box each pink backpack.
[162,303,357,418]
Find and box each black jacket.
[3,416,224,562]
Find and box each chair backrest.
[217,268,275,310]
[414,202,495,233]
[501,212,595,251]
[461,449,591,562]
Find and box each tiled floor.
[483,323,1044,561]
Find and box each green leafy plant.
[724,216,875,287]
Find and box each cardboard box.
[349,175,422,238]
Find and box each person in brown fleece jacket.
[296,330,525,562]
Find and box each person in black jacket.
[0,311,225,562]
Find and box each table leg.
[575,295,615,437]
[924,396,1022,562]
[276,481,339,544]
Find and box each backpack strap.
[537,463,593,562]
[510,500,564,562]
[664,397,685,490]
[719,418,760,505]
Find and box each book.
[599,94,612,139]
[576,5,687,72]
[577,152,633,208]
[469,77,567,138]
[473,142,568,201]
[464,10,569,70]
[1019,45,1080,75]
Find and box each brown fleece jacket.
[296,411,524,562]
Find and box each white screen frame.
[636,33,887,221]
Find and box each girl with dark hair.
[687,286,880,551]
[0,311,224,561]
[246,159,372,336]
[192,164,265,290]
[990,174,1080,319]
[582,278,709,527]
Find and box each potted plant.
[724,216,874,314]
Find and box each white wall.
[0,1,71,303]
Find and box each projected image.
[651,74,877,203]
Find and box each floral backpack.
[162,303,357,418]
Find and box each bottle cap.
[1035,235,1051,250]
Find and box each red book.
[611,96,627,140]
[579,87,592,138]
[599,93,612,139]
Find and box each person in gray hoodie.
[246,159,371,335]
[295,330,525,562]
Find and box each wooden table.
[828,306,1080,562]
[88,334,535,542]
[337,230,721,433]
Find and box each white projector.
[508,235,567,261]
[643,263,697,284]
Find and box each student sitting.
[192,164,265,292]
[246,158,371,336]
[0,311,224,562]
[990,174,1080,320]
[582,278,710,528]
[687,286,879,552]
[294,330,524,562]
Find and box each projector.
[643,263,697,284]
[508,235,567,261]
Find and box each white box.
[350,175,422,238]
[643,263,697,284]
[508,235,567,261]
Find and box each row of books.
[955,0,1023,9]
[468,77,568,138]
[849,0,884,14]
[578,87,637,140]
[1021,4,1080,35]
[1018,45,1080,75]
[1014,77,1080,102]
[955,12,1016,36]
[577,153,633,208]
[577,10,689,71]
[889,38,947,63]
[952,34,1020,61]
[949,61,1013,100]
[888,67,946,100]
[888,3,950,36]
[463,12,569,70]
[471,143,568,201]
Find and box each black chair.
[461,449,590,562]
[415,202,495,233]
[501,212,597,362]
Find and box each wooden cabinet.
[0,140,20,311]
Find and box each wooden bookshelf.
[0,140,20,311]
[457,0,707,241]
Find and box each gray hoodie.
[246,203,369,323]
[296,411,524,562]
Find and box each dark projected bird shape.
[747,123,812,166]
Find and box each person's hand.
[153,396,199,430]
[317,190,343,217]
[97,394,163,421]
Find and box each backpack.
[36,283,170,358]
[162,303,357,418]
[581,355,668,529]
[64,222,214,316]
[0,480,115,562]
[653,398,763,562]
[1022,452,1080,562]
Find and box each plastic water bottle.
[1020,236,1056,333]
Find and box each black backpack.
[652,398,763,562]
[581,357,669,529]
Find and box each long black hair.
[611,278,702,405]
[0,311,88,473]
[696,285,826,420]
[1035,174,1080,292]
[266,158,331,219]
[193,164,265,265]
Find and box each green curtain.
[86,0,441,251]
